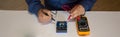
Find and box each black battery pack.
[56,21,67,33]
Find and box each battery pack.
[56,21,67,33]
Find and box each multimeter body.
[76,16,90,36]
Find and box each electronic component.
[56,21,67,33]
[76,16,90,36]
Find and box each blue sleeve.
[26,0,44,16]
[78,0,96,11]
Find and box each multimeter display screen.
[77,17,90,32]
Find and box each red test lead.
[67,15,71,20]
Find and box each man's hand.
[70,5,85,19]
[38,9,52,23]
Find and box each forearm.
[26,0,45,16]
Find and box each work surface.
[0,10,120,37]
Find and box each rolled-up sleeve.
[26,0,44,16]
[78,0,96,11]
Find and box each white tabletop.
[0,10,120,37]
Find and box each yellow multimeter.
[76,16,90,36]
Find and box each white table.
[0,10,120,37]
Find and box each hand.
[38,9,52,23]
[70,5,85,19]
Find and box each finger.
[70,10,77,19]
[43,15,51,21]
[43,9,51,14]
[42,9,52,17]
[70,5,78,14]
[38,11,51,23]
[70,13,79,19]
[71,11,81,19]
[41,10,51,20]
[70,7,79,15]
[70,10,78,17]
[40,15,51,22]
[70,8,76,14]
[71,10,84,16]
[38,10,44,17]
[42,13,51,18]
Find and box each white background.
[0,10,120,37]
